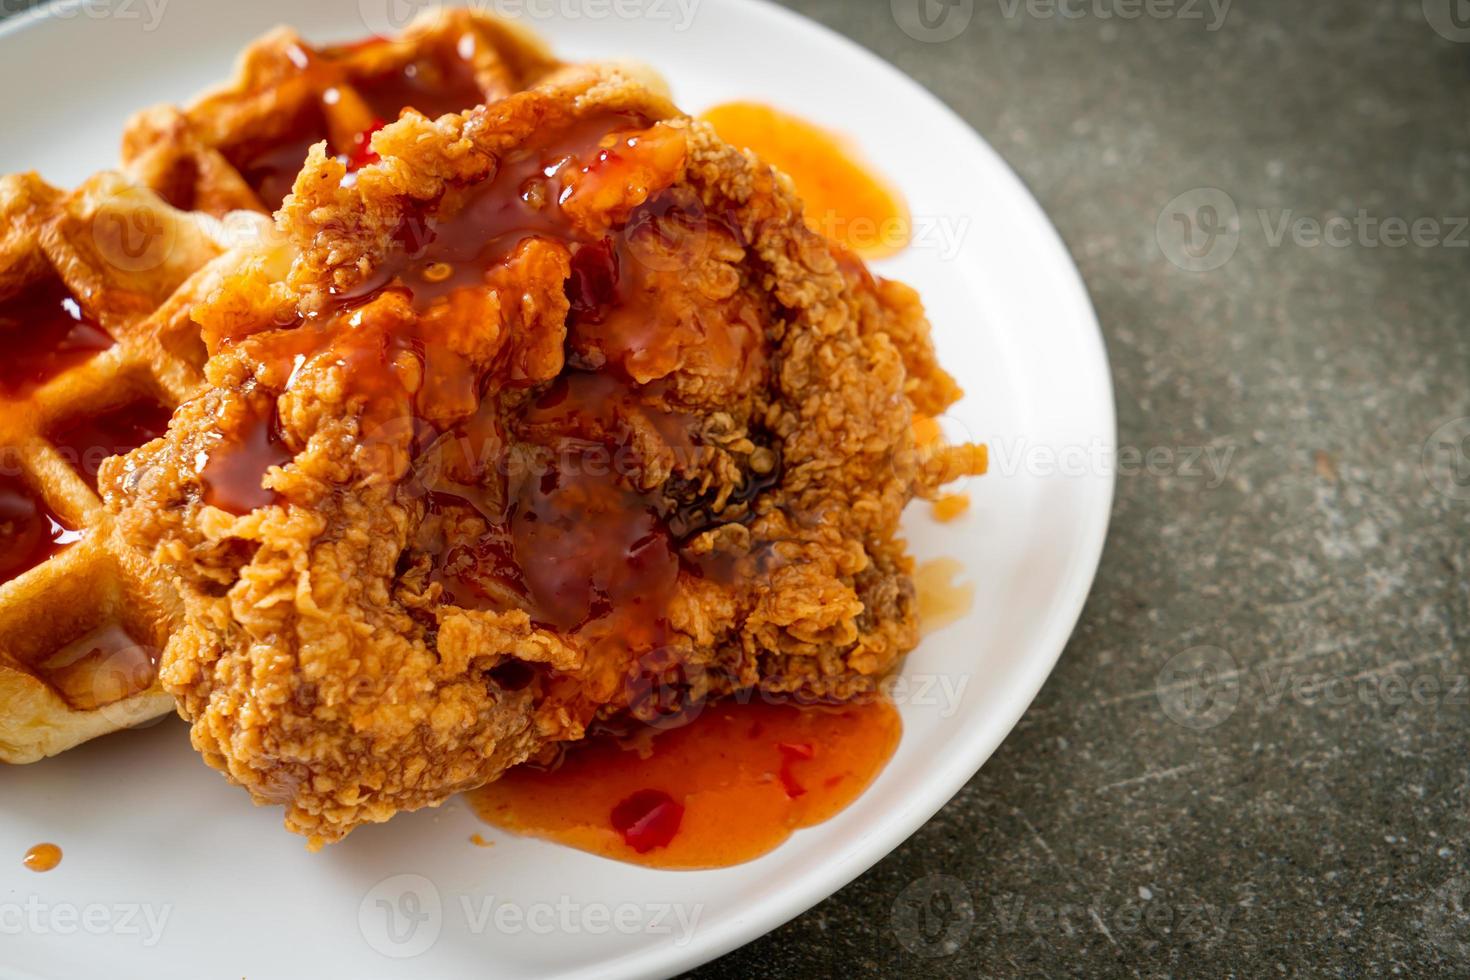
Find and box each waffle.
[0,170,263,763]
[121,8,563,216]
[2,10,566,764]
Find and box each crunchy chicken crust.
[103,65,984,847]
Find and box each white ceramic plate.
[0,1,1113,977]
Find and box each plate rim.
[0,1,1116,977]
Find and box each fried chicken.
[101,64,986,848]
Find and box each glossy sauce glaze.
[23,843,61,873]
[49,399,172,491]
[197,388,292,515]
[0,282,114,399]
[0,477,80,585]
[234,36,490,211]
[469,696,902,868]
[207,110,912,863]
[699,101,911,259]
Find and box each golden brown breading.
[103,65,984,848]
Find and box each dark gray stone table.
[5,0,1464,975]
[694,1,1470,976]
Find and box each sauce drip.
[23,844,61,873]
[0,477,79,584]
[34,624,159,711]
[915,557,975,636]
[238,133,325,213]
[357,55,486,122]
[231,35,491,211]
[197,392,292,515]
[339,111,666,311]
[469,696,902,869]
[0,282,114,399]
[210,112,773,737]
[699,102,911,259]
[49,399,172,491]
[207,113,694,522]
[420,372,690,718]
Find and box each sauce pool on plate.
[699,101,912,259]
[915,557,975,636]
[23,843,62,872]
[469,697,902,869]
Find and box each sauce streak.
[198,392,292,515]
[49,399,172,491]
[699,101,911,259]
[0,283,114,399]
[0,477,80,585]
[469,696,902,869]
[23,844,61,873]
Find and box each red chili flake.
[778,742,815,799]
[347,118,387,171]
[610,789,684,853]
[565,238,620,323]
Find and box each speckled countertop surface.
[691,1,1470,976]
[4,0,1466,975]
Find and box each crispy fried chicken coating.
[102,66,985,847]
